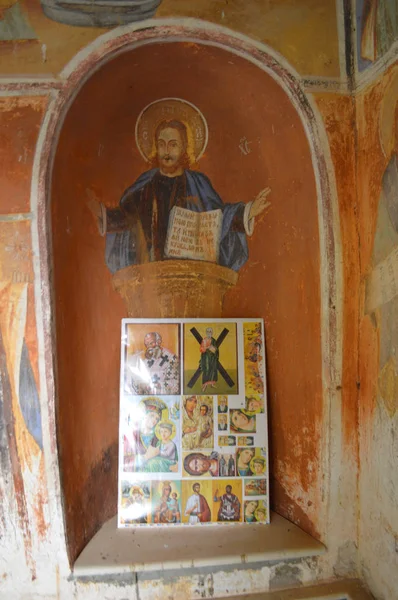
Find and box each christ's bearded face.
[156,127,185,175]
[189,456,210,475]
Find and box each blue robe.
[105,169,249,273]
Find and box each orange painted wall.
[357,73,392,433]
[0,97,47,214]
[51,41,323,560]
[316,94,359,452]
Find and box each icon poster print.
[118,318,269,526]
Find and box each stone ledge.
[219,578,374,599]
[73,511,325,577]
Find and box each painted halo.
[254,503,267,521]
[379,67,398,158]
[135,97,208,162]
[155,419,177,441]
[249,455,266,475]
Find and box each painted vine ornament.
[118,318,269,526]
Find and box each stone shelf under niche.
[218,580,373,599]
[73,511,325,576]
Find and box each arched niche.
[34,20,340,565]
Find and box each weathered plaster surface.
[157,0,342,78]
[356,64,398,600]
[0,96,47,213]
[314,93,359,562]
[0,0,341,78]
[0,18,344,597]
[0,3,396,599]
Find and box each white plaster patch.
[359,401,398,599]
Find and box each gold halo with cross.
[135,97,208,163]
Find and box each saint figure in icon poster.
[199,327,219,391]
[123,397,178,473]
[120,482,150,525]
[230,409,256,433]
[182,396,213,450]
[244,500,258,523]
[236,448,255,477]
[155,421,178,464]
[213,484,241,522]
[153,481,181,524]
[184,323,238,395]
[184,483,211,523]
[125,330,179,395]
[218,414,228,431]
[183,451,219,477]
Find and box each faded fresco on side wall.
[366,69,398,409]
[0,220,48,579]
[0,0,37,41]
[0,96,50,581]
[357,62,398,598]
[357,0,398,72]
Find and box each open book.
[164,206,222,263]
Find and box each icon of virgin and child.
[182,395,213,450]
[123,397,179,473]
[88,98,271,273]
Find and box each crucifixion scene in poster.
[118,318,269,526]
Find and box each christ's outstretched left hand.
[249,187,271,220]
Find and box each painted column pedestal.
[112,260,238,318]
[40,0,163,27]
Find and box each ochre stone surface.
[112,260,238,318]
